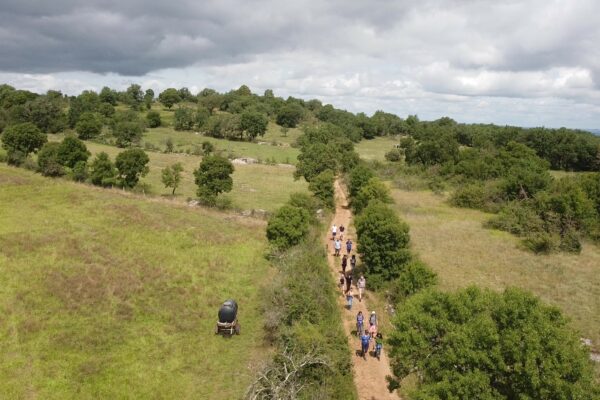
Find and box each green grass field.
[0,164,272,399]
[390,187,600,350]
[48,135,308,212]
[142,127,300,165]
[355,136,399,161]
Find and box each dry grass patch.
[391,188,600,348]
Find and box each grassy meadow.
[355,136,399,161]
[390,186,600,348]
[48,135,308,212]
[0,164,272,399]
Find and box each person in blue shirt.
[360,332,371,359]
[346,239,352,254]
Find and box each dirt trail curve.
[324,179,400,400]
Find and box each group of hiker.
[331,223,382,361]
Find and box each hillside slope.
[0,165,271,399]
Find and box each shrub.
[57,136,90,168]
[1,122,47,165]
[384,148,402,162]
[173,107,195,131]
[522,231,557,254]
[449,183,487,209]
[113,120,143,147]
[37,142,65,177]
[89,152,117,187]
[355,201,412,288]
[386,260,437,304]
[146,110,161,128]
[486,201,544,236]
[388,287,597,399]
[348,163,375,198]
[308,170,335,209]
[266,205,310,250]
[193,155,234,203]
[75,112,102,139]
[71,161,88,182]
[115,148,150,188]
[352,177,392,214]
[201,141,214,155]
[276,103,304,128]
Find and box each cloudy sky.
[1,0,599,128]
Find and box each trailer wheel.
[235,323,241,335]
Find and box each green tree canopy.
[161,162,184,195]
[388,287,598,399]
[57,136,90,168]
[115,148,149,188]
[276,103,304,128]
[355,200,411,288]
[240,110,268,140]
[193,155,234,202]
[37,142,64,177]
[266,205,310,250]
[75,112,103,139]
[1,122,47,165]
[89,152,117,187]
[308,170,335,209]
[158,88,181,109]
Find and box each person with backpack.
[331,224,337,240]
[346,239,352,254]
[339,273,346,296]
[341,254,348,274]
[357,274,366,302]
[350,254,357,271]
[360,331,371,359]
[339,225,345,240]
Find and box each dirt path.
[324,179,399,400]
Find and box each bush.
[348,164,375,198]
[57,136,89,168]
[388,287,597,399]
[113,120,143,147]
[75,112,102,139]
[266,205,310,250]
[89,152,117,187]
[71,161,88,182]
[486,201,544,236]
[449,183,487,209]
[146,110,161,128]
[37,142,65,177]
[1,122,47,165]
[386,260,437,304]
[384,148,402,162]
[173,107,195,131]
[308,170,335,209]
[355,201,412,288]
[276,103,304,128]
[115,148,150,188]
[522,231,557,254]
[193,155,234,203]
[352,177,392,214]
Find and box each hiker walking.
[357,275,366,302]
[341,255,348,274]
[339,273,345,295]
[331,224,337,240]
[339,225,345,240]
[350,254,356,271]
[345,238,352,254]
[360,331,371,359]
[346,287,354,310]
[346,273,353,293]
[369,311,377,327]
[334,239,341,256]
[356,311,364,336]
